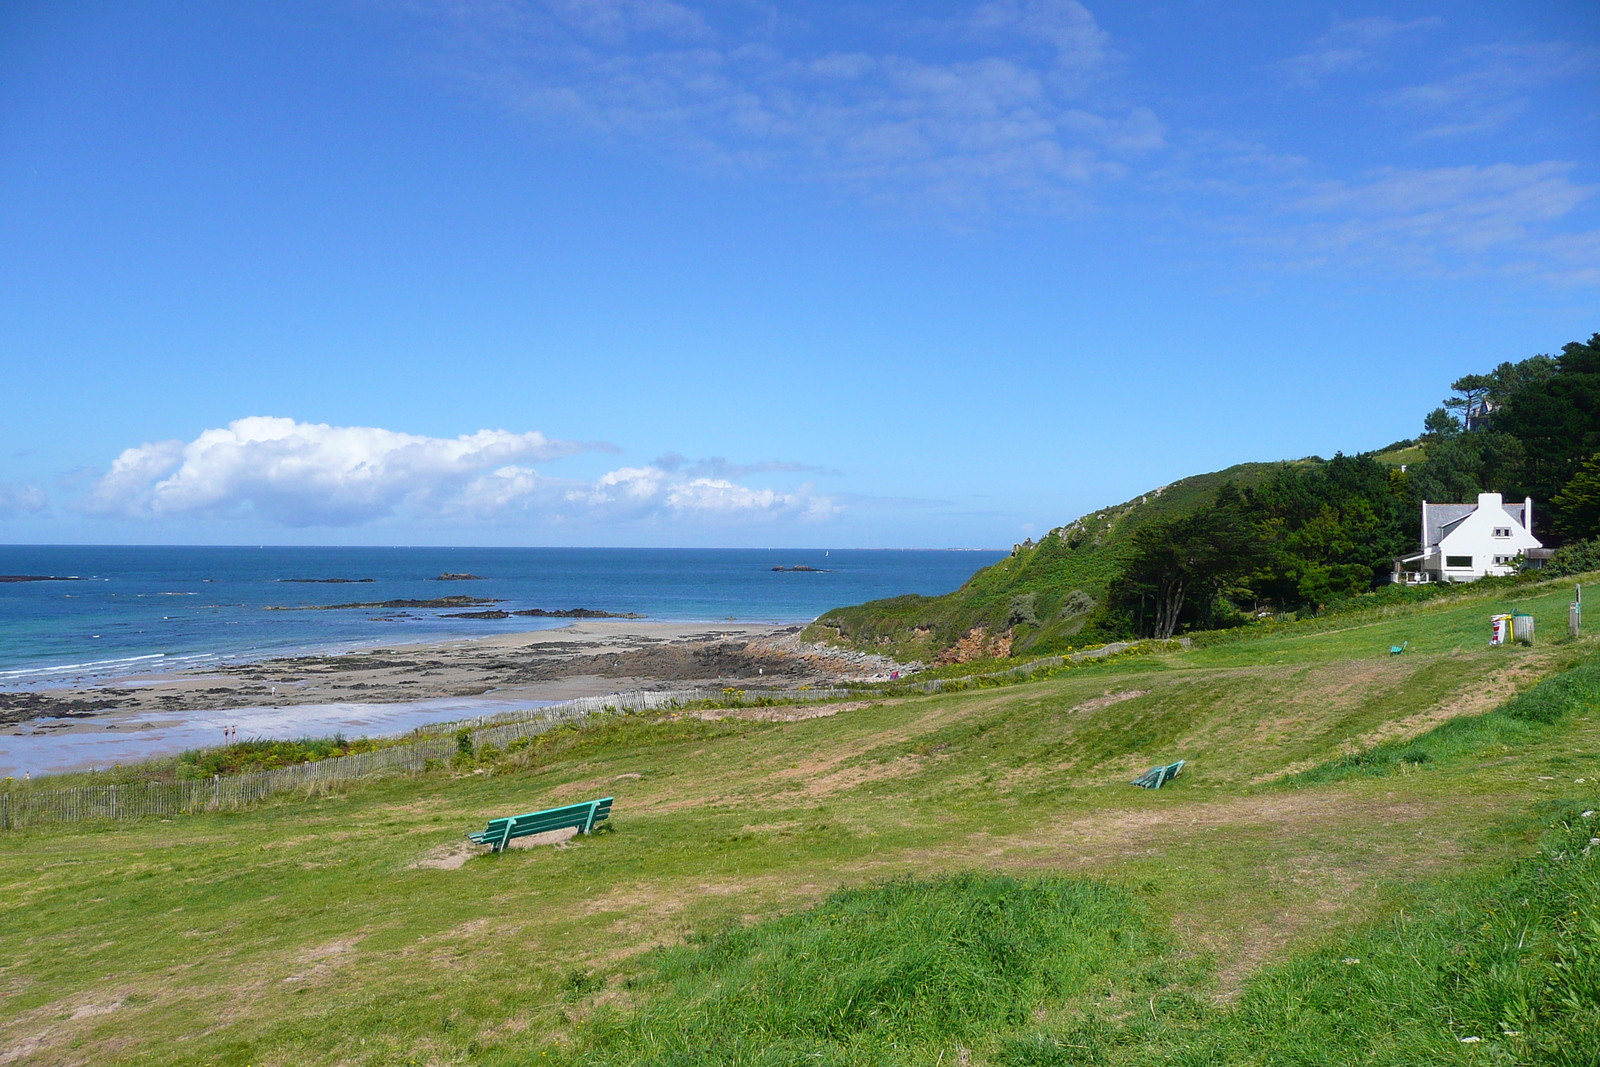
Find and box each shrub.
[1543,537,1600,578]
[174,734,384,777]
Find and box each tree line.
[1104,333,1600,639]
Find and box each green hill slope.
[806,460,1299,661]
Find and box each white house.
[1393,492,1542,584]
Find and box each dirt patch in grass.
[410,841,478,870]
[692,700,876,723]
[410,827,580,869]
[1068,690,1150,714]
[0,988,139,1067]
[791,756,926,798]
[508,827,580,849]
[283,937,359,984]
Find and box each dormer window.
[1493,527,1511,538]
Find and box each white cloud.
[968,0,1111,73]
[0,482,47,518]
[80,417,840,528]
[653,454,841,478]
[417,3,1595,285]
[1380,42,1598,139]
[1273,16,1441,88]
[565,466,836,524]
[1273,163,1600,281]
[84,416,593,526]
[429,0,1158,213]
[541,0,712,43]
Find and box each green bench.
[1131,760,1185,790]
[468,797,614,853]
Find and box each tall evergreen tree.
[1108,487,1266,639]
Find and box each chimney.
[1525,496,1534,532]
[1421,500,1428,548]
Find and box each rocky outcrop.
[439,608,647,620]
[276,578,375,583]
[267,597,501,611]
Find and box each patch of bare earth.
[692,700,876,723]
[411,827,580,869]
[283,937,360,985]
[410,841,478,870]
[0,989,138,1067]
[507,827,580,850]
[785,756,925,798]
[1068,689,1150,714]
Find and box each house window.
[1446,555,1473,568]
[1494,555,1514,565]
[1493,527,1512,538]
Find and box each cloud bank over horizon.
[73,417,837,530]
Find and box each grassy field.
[2,575,1598,1065]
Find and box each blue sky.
[1,0,1596,548]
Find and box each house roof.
[1424,503,1475,547]
[1424,500,1528,547]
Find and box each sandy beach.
[1,620,910,730]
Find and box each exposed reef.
[438,607,647,620]
[276,578,375,584]
[266,597,501,611]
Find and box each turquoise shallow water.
[0,545,1004,685]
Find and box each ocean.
[0,545,1004,686]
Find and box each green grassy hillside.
[3,572,1598,1065]
[804,461,1298,661]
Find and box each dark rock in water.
[0,575,82,582]
[276,578,376,583]
[772,566,830,572]
[266,596,501,611]
[435,572,486,580]
[433,606,646,620]
[511,607,647,618]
